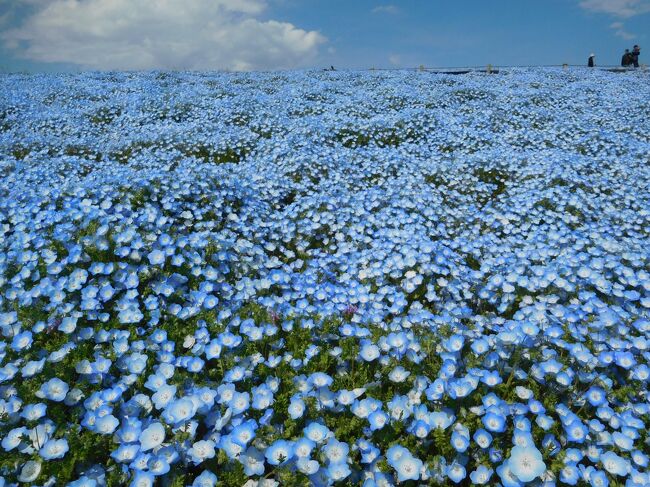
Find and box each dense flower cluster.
[0,68,649,486]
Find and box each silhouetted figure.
[621,49,631,67]
[631,45,641,68]
[588,54,595,67]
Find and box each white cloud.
[372,5,399,14]
[2,0,326,70]
[579,0,650,18]
[609,21,636,39]
[388,54,401,66]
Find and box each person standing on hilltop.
[631,45,641,67]
[621,49,631,67]
[588,54,595,67]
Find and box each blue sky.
[0,0,648,72]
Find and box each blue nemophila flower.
[17,460,42,483]
[148,455,171,476]
[304,422,330,444]
[187,440,216,464]
[451,429,470,452]
[560,462,581,485]
[95,414,120,435]
[585,386,608,407]
[472,428,493,449]
[288,397,305,419]
[388,365,410,383]
[293,437,316,458]
[583,467,609,487]
[482,410,506,433]
[152,384,177,410]
[192,470,218,487]
[21,403,47,421]
[600,450,629,477]
[367,410,389,431]
[11,330,33,351]
[506,445,546,483]
[162,398,197,425]
[327,462,351,482]
[231,420,257,447]
[37,378,69,402]
[446,461,466,484]
[265,439,294,466]
[386,445,422,482]
[111,444,140,463]
[139,422,165,452]
[39,438,69,460]
[240,447,265,476]
[130,470,154,487]
[470,465,493,484]
[323,438,349,464]
[2,427,27,451]
[359,341,380,361]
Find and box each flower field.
[1,68,649,486]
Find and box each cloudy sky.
[0,0,648,72]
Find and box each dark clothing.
[622,53,631,67]
[631,52,640,68]
[588,57,594,67]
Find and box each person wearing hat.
[631,45,641,68]
[588,53,595,67]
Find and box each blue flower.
[587,468,609,487]
[304,422,330,444]
[507,445,546,483]
[240,447,265,476]
[21,403,47,421]
[560,463,580,485]
[95,414,120,435]
[192,470,218,487]
[152,384,177,410]
[37,378,69,402]
[327,462,351,482]
[451,430,470,452]
[469,465,493,484]
[446,462,466,484]
[368,410,389,431]
[473,428,493,449]
[139,422,165,452]
[231,420,257,447]
[482,411,506,433]
[288,397,305,419]
[130,471,154,487]
[111,444,140,463]
[2,427,26,451]
[265,439,294,465]
[600,450,629,477]
[162,398,197,425]
[148,455,171,476]
[293,437,316,458]
[187,440,216,465]
[322,438,349,464]
[394,453,422,482]
[11,330,32,351]
[39,438,69,460]
[585,386,607,407]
